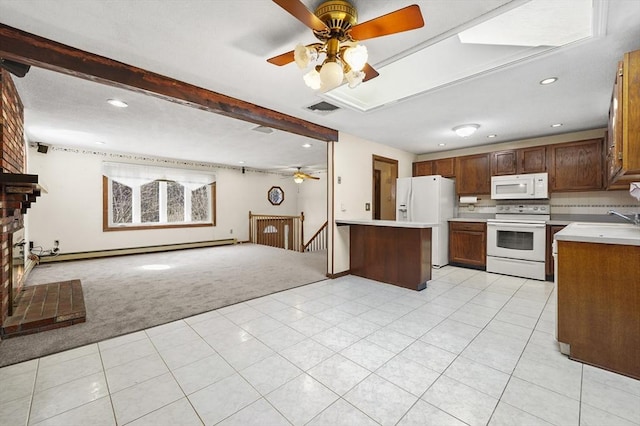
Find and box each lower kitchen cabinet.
[545,224,566,280]
[449,221,486,269]
[556,240,640,379]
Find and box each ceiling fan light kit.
[269,0,424,92]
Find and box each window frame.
[102,176,216,232]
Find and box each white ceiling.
[1,0,640,174]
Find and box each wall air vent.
[306,101,340,115]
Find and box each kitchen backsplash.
[456,189,640,217]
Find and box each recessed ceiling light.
[452,124,480,138]
[95,141,106,145]
[540,77,558,85]
[302,143,312,148]
[487,134,497,138]
[107,99,128,108]
[438,143,446,147]
[238,161,245,164]
[551,123,563,128]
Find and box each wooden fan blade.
[350,5,424,41]
[307,175,320,180]
[267,50,295,66]
[272,0,328,32]
[362,63,379,82]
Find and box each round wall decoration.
[267,186,284,205]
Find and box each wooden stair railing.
[303,221,328,252]
[249,211,305,252]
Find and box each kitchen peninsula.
[336,219,435,291]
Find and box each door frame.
[372,155,399,220]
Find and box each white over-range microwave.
[491,173,549,200]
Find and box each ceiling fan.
[293,167,320,183]
[267,0,424,92]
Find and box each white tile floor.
[1,266,639,426]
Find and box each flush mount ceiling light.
[487,134,497,138]
[551,123,563,127]
[268,0,424,92]
[107,99,128,108]
[540,77,558,85]
[302,143,312,148]
[453,124,480,138]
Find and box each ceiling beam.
[0,23,338,142]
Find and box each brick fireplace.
[1,68,27,327]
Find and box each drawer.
[450,222,486,232]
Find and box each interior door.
[372,155,399,220]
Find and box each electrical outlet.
[229,229,233,234]
[54,240,59,246]
[29,241,34,249]
[365,203,370,211]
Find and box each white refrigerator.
[396,175,456,267]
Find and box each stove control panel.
[496,204,549,214]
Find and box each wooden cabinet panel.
[491,150,517,176]
[413,161,433,177]
[350,225,431,291]
[519,146,547,173]
[557,241,640,379]
[545,225,566,280]
[413,158,455,178]
[492,147,546,176]
[548,139,604,192]
[433,158,456,178]
[449,222,486,269]
[607,61,624,183]
[455,154,491,195]
[622,49,640,175]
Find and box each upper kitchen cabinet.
[413,161,432,177]
[607,49,640,189]
[491,146,546,176]
[456,153,491,195]
[413,157,455,178]
[548,139,604,192]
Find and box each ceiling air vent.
[306,101,340,115]
[251,125,274,134]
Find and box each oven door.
[487,221,546,262]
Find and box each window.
[102,162,216,231]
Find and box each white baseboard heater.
[37,238,237,263]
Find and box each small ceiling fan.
[293,167,320,183]
[267,0,424,92]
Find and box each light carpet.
[0,244,327,367]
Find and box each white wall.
[329,133,416,274]
[26,145,318,253]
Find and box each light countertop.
[448,218,488,223]
[554,222,640,246]
[335,219,437,228]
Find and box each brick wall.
[0,69,26,326]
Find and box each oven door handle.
[487,222,546,229]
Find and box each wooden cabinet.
[413,161,432,177]
[413,157,455,178]
[350,224,431,291]
[449,221,486,269]
[557,240,640,379]
[607,49,640,189]
[491,146,547,176]
[545,224,566,280]
[491,150,517,176]
[455,153,490,195]
[548,139,604,192]
[519,146,547,174]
